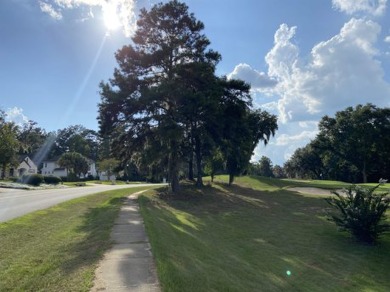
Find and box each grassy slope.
[139,177,390,292]
[0,186,150,292]
[213,175,390,192]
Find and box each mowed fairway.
[139,177,390,291]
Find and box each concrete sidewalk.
[92,192,161,292]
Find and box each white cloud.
[266,24,299,80]
[257,101,278,113]
[227,63,277,90]
[332,0,387,16]
[298,121,318,128]
[264,23,321,123]
[253,121,319,165]
[384,35,390,43]
[39,1,63,20]
[5,107,29,126]
[249,17,390,165]
[263,19,390,124]
[55,0,102,8]
[39,0,137,37]
[275,130,318,146]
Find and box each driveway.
[0,184,164,222]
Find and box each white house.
[41,158,97,178]
[41,159,68,177]
[99,172,116,181]
[9,156,38,177]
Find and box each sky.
[1,0,390,166]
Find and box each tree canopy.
[48,125,98,160]
[0,111,20,178]
[58,152,89,178]
[98,0,277,193]
[285,104,390,183]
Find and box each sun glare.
[103,3,120,31]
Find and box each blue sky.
[1,0,390,166]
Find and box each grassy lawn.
[211,175,390,192]
[0,186,151,292]
[86,180,146,185]
[210,175,350,190]
[139,178,390,291]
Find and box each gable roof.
[18,155,37,168]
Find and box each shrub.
[20,174,44,186]
[325,184,390,244]
[66,173,79,182]
[44,175,62,185]
[74,182,86,187]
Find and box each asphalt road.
[0,184,163,222]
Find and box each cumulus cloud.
[5,107,29,126]
[332,0,387,16]
[38,0,137,37]
[253,121,319,165]
[264,23,321,122]
[251,16,390,165]
[266,24,299,80]
[227,63,277,90]
[264,19,390,123]
[275,130,318,146]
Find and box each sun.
[103,3,120,31]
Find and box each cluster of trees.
[284,104,390,183]
[0,110,101,180]
[98,0,278,194]
[1,111,46,178]
[248,156,285,178]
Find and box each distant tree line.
[284,104,390,183]
[0,111,102,180]
[97,0,278,195]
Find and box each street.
[0,184,163,222]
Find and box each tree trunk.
[169,139,180,194]
[229,173,234,185]
[1,164,5,179]
[188,152,194,181]
[362,160,367,183]
[195,136,203,187]
[171,170,180,194]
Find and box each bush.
[20,174,44,186]
[44,175,62,185]
[74,182,86,187]
[325,184,390,244]
[66,173,79,182]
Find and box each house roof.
[18,155,37,168]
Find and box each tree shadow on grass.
[59,197,124,279]
[143,182,390,291]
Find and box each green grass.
[139,179,390,291]
[211,175,389,192]
[0,186,151,292]
[87,180,145,185]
